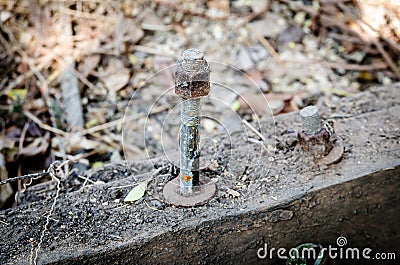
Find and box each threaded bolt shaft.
[179,98,201,194]
[300,106,321,135]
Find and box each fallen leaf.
[278,25,303,46]
[231,100,241,112]
[85,118,99,129]
[67,134,100,152]
[128,54,138,65]
[238,92,284,116]
[6,89,27,101]
[114,16,144,47]
[320,87,353,97]
[91,161,103,169]
[247,69,270,92]
[207,0,230,14]
[78,55,101,78]
[100,59,130,92]
[124,182,147,203]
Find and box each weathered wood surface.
[0,84,399,264]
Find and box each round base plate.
[163,177,216,207]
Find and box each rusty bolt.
[298,105,344,165]
[298,105,331,155]
[163,48,216,206]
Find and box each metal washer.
[163,177,216,207]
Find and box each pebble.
[152,200,164,210]
[294,12,306,25]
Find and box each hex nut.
[175,49,210,99]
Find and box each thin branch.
[242,119,267,142]
[82,105,169,135]
[23,111,68,136]
[251,27,287,72]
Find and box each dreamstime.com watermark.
[257,236,397,261]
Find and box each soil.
[0,84,399,264]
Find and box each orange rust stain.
[182,175,192,182]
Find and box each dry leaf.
[238,92,285,116]
[124,182,147,203]
[6,89,27,101]
[78,55,101,78]
[114,16,144,47]
[67,134,99,152]
[278,25,303,46]
[100,59,130,92]
[207,0,230,14]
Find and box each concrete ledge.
[1,84,399,264]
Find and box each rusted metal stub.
[298,105,344,164]
[298,127,333,156]
[175,48,210,99]
[163,177,216,207]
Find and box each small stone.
[152,200,164,210]
[226,189,240,198]
[294,12,306,25]
[269,100,284,115]
[249,14,287,38]
[237,46,254,71]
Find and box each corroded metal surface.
[163,177,216,207]
[179,98,201,194]
[175,48,210,99]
